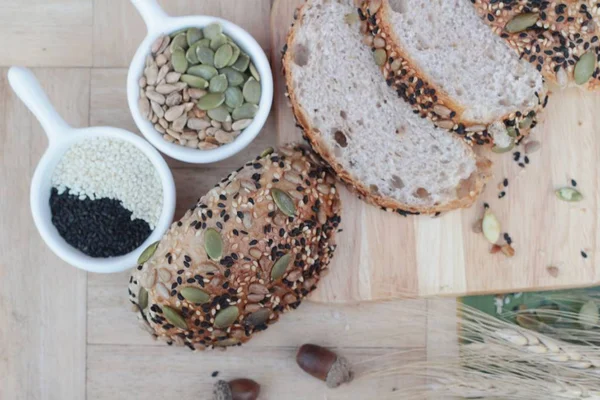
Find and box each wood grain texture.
[271,0,600,302]
[0,68,89,400]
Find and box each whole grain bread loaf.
[360,0,549,148]
[128,145,341,350]
[472,0,600,90]
[284,0,492,214]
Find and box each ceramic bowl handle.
[131,0,171,35]
[7,67,71,145]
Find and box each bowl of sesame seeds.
[8,67,176,273]
[126,0,273,164]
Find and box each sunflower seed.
[482,210,501,244]
[205,228,223,260]
[171,114,188,132]
[505,13,538,33]
[157,268,171,282]
[187,64,218,80]
[138,241,159,264]
[232,53,250,72]
[232,118,252,131]
[170,32,188,52]
[214,306,239,328]
[209,74,228,93]
[155,83,179,94]
[198,141,218,150]
[243,78,261,104]
[432,104,452,118]
[151,35,167,53]
[151,101,164,118]
[220,67,245,87]
[142,268,156,288]
[139,98,151,119]
[165,104,185,122]
[156,282,170,299]
[165,72,181,83]
[165,92,182,107]
[171,48,188,73]
[232,103,258,120]
[144,64,159,85]
[162,306,188,330]
[245,304,262,313]
[374,49,387,66]
[207,106,231,123]
[215,130,234,144]
[271,253,292,280]
[180,287,210,304]
[197,47,215,66]
[187,118,212,130]
[555,187,583,202]
[247,293,265,303]
[575,51,596,85]
[245,308,270,327]
[157,64,169,83]
[272,188,296,217]
[138,287,148,309]
[249,283,268,295]
[203,23,222,40]
[197,92,225,110]
[186,27,203,46]
[524,140,541,154]
[210,34,228,50]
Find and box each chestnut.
[213,378,260,400]
[296,344,354,388]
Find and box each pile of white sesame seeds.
[52,137,163,228]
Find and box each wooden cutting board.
[271,0,600,303]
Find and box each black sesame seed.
[571,179,577,187]
[582,251,588,259]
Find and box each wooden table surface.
[0,1,459,399]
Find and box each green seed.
[271,188,296,217]
[180,287,210,304]
[535,303,560,324]
[138,287,148,310]
[197,92,226,110]
[203,23,223,41]
[249,62,260,81]
[491,139,515,154]
[170,32,189,52]
[209,73,229,93]
[204,228,223,260]
[207,105,231,122]
[186,27,203,47]
[169,28,187,38]
[260,147,274,158]
[271,253,292,280]
[186,44,200,64]
[187,65,218,80]
[162,306,188,330]
[555,187,583,202]
[232,53,250,72]
[220,67,245,87]
[507,126,518,138]
[225,87,244,108]
[210,34,228,50]
[245,308,270,327]
[519,117,533,130]
[574,51,596,85]
[227,44,241,67]
[138,241,159,264]
[197,38,211,48]
[374,49,387,66]
[232,103,259,120]
[197,47,215,66]
[214,338,240,347]
[578,301,599,330]
[214,44,233,69]
[505,13,538,33]
[214,306,239,328]
[243,78,261,104]
[180,74,208,89]
[172,49,189,73]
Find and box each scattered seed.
[482,210,500,244]
[555,187,583,202]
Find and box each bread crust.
[128,145,341,350]
[361,0,550,147]
[472,0,600,90]
[283,0,492,215]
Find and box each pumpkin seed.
[170,32,189,52]
[197,38,211,48]
[249,62,260,81]
[575,51,596,85]
[227,44,241,67]
[220,67,245,86]
[482,210,501,244]
[186,27,203,46]
[505,13,538,33]
[215,338,240,347]
[138,287,148,310]
[180,287,210,304]
[197,47,215,66]
[245,308,270,327]
[197,92,226,110]
[186,44,200,64]
[232,53,250,72]
[519,117,533,130]
[260,147,274,158]
[203,23,222,40]
[242,78,261,104]
[187,65,218,80]
[374,49,387,66]
[209,73,228,93]
[210,34,228,50]
[232,103,259,120]
[214,44,234,69]
[180,74,208,89]
[207,106,231,123]
[506,126,517,138]
[271,188,296,217]
[172,49,188,73]
[491,139,515,154]
[555,187,583,202]
[162,306,188,330]
[578,301,599,330]
[535,303,560,324]
[225,87,244,108]
[271,253,292,280]
[516,311,541,330]
[204,228,223,260]
[169,28,187,38]
[214,306,239,328]
[138,241,159,264]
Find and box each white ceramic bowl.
[127,0,274,164]
[8,67,176,274]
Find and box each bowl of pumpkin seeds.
[127,0,273,164]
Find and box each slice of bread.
[472,0,600,90]
[360,0,549,147]
[284,0,491,214]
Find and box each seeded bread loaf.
[284,0,492,214]
[360,0,549,148]
[472,0,600,90]
[128,145,341,350]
